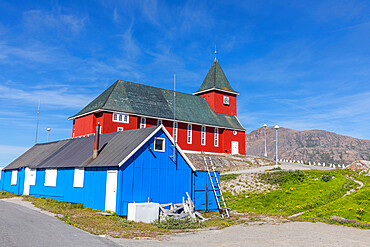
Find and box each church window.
[173,122,178,142]
[113,113,129,123]
[187,124,192,144]
[223,96,230,105]
[214,128,219,147]
[140,118,146,128]
[201,126,206,145]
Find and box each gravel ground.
[108,221,370,247]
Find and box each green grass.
[0,191,18,199]
[22,196,246,238]
[301,174,370,227]
[225,170,358,216]
[220,173,241,182]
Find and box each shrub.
[221,174,240,182]
[258,170,306,185]
[154,217,204,229]
[322,175,332,182]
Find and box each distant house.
[69,58,246,155]
[0,126,218,215]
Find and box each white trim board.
[192,87,239,95]
[69,109,245,131]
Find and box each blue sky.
[0,0,369,166]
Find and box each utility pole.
[47,128,51,142]
[274,125,279,167]
[263,124,267,157]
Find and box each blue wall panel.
[29,167,110,212]
[0,170,4,191]
[117,131,192,215]
[1,129,212,216]
[192,170,219,212]
[2,169,24,195]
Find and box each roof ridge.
[102,80,120,108]
[117,80,200,98]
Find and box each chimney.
[93,124,100,159]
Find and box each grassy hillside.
[223,169,369,228]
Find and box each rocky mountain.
[246,127,370,165]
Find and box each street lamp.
[47,128,51,143]
[263,124,267,157]
[274,125,279,167]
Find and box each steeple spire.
[214,44,217,60]
[193,57,238,95]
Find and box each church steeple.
[194,58,238,95]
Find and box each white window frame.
[29,169,36,186]
[201,126,206,146]
[157,119,162,126]
[73,168,84,188]
[11,170,18,185]
[44,169,57,187]
[112,113,129,124]
[140,117,146,128]
[187,124,192,144]
[214,128,219,147]
[223,96,230,105]
[154,138,165,152]
[117,127,124,132]
[173,122,178,142]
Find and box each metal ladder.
[204,156,230,218]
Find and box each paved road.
[109,222,370,247]
[223,162,333,174]
[0,200,118,247]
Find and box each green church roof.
[70,80,245,130]
[194,58,237,94]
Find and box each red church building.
[69,58,246,155]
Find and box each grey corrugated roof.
[37,132,117,169]
[4,140,71,170]
[87,127,159,167]
[4,127,160,170]
[70,80,245,130]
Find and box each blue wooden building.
[0,125,219,215]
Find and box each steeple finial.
[214,44,217,60]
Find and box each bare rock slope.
[247,127,370,165]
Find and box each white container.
[127,202,159,223]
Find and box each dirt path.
[223,162,333,175]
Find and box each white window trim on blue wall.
[29,169,36,186]
[73,168,84,188]
[11,170,17,185]
[154,137,165,152]
[44,169,57,187]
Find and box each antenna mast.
[173,74,176,162]
[35,100,40,144]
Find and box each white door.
[23,167,31,195]
[232,141,239,155]
[105,170,118,212]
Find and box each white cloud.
[0,84,93,109]
[23,10,87,34]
